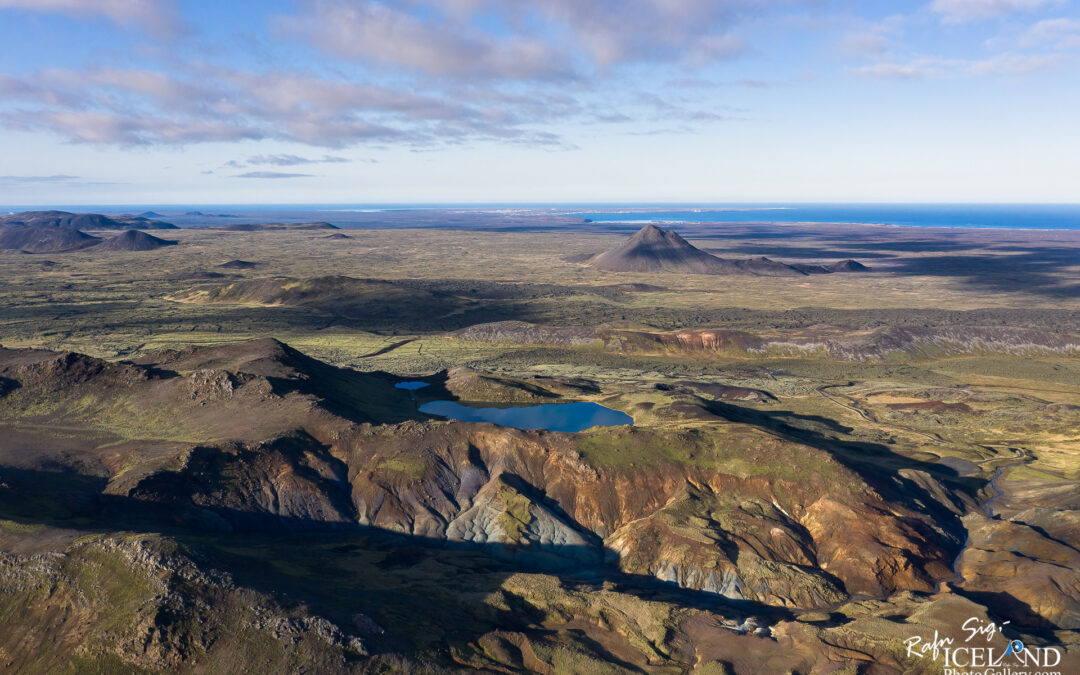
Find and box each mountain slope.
[0,224,101,252]
[589,224,748,274]
[93,229,178,251]
[585,225,870,276]
[1,339,1077,670]
[0,210,177,230]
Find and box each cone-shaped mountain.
[588,224,747,274]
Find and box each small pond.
[417,400,632,432]
[394,381,430,391]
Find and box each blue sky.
[0,0,1078,205]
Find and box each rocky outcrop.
[0,340,971,610]
[344,421,960,607]
[768,325,1080,361]
[128,434,357,531]
[802,496,949,597]
[188,369,236,402]
[607,488,847,607]
[620,328,766,353]
[957,513,1080,629]
[450,321,599,346]
[444,474,603,569]
[0,535,366,672]
[450,321,1080,361]
[672,381,777,402]
[443,367,563,403]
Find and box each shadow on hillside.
[827,239,979,253]
[0,377,19,397]
[0,464,798,664]
[704,245,896,259]
[697,398,978,534]
[885,248,1080,298]
[683,397,1080,638]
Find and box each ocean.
[567,204,1080,230]
[6,203,1079,230]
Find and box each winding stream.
[790,450,1033,617]
[945,450,1032,589]
[812,383,1035,592]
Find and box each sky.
[0,0,1078,205]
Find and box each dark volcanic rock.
[0,210,176,230]
[590,224,747,274]
[674,381,777,402]
[93,230,178,251]
[604,283,667,292]
[821,325,1080,360]
[170,271,232,281]
[589,225,810,276]
[791,259,870,274]
[790,263,832,274]
[220,222,339,231]
[0,225,101,253]
[451,321,599,346]
[220,259,258,269]
[734,256,807,277]
[828,259,869,272]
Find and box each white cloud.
[969,51,1067,74]
[0,174,79,183]
[234,172,315,179]
[0,174,120,186]
[0,0,187,36]
[1021,18,1080,48]
[281,0,775,79]
[839,15,908,57]
[0,65,594,148]
[244,154,350,167]
[281,0,574,80]
[855,58,963,79]
[855,52,1065,79]
[930,0,1065,23]
[531,0,752,68]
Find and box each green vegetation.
[576,425,851,487]
[375,457,428,480]
[496,485,533,543]
[1,222,1078,671]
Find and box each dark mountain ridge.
[0,210,177,230]
[586,224,867,276]
[589,224,749,274]
[0,224,101,252]
[92,229,178,251]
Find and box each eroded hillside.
[1,338,1078,671]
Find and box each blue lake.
[395,381,430,390]
[418,400,632,432]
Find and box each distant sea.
[6,202,1079,230]
[567,204,1080,230]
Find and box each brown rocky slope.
[1,338,1077,670]
[0,339,961,603]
